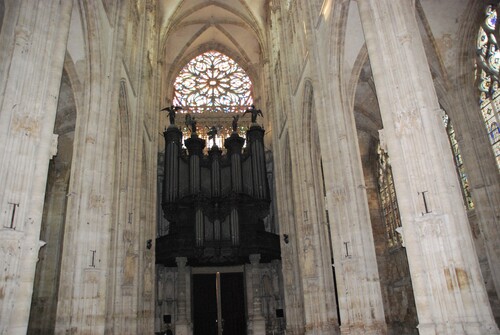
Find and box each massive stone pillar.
[357,1,500,334]
[310,12,388,335]
[0,1,72,334]
[54,2,128,333]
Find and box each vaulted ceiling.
[159,0,268,94]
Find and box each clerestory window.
[442,114,474,210]
[476,4,500,171]
[377,144,402,248]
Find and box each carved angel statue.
[185,114,197,135]
[232,114,240,132]
[207,126,218,146]
[160,105,182,125]
[243,105,263,123]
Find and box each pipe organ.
[156,123,280,266]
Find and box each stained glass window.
[377,144,402,248]
[443,114,474,210]
[173,51,253,114]
[476,4,500,171]
[172,51,253,148]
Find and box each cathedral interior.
[0,0,499,334]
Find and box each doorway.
[193,272,246,335]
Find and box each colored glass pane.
[477,5,500,171]
[489,48,500,73]
[173,51,253,114]
[442,114,475,210]
[477,27,488,54]
[377,145,402,248]
[485,5,497,31]
[479,73,491,93]
[172,51,253,150]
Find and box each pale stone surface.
[0,1,73,334]
[0,1,499,334]
[357,0,500,333]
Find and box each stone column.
[54,1,127,332]
[357,1,500,334]
[248,254,266,335]
[0,1,73,334]
[311,28,388,335]
[175,257,192,335]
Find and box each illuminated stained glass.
[173,51,253,114]
[377,145,402,248]
[489,47,500,73]
[477,27,488,56]
[442,114,474,210]
[479,70,491,92]
[477,5,500,171]
[485,5,497,31]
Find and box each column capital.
[175,257,187,268]
[249,254,261,265]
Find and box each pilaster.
[175,257,192,335]
[248,254,266,335]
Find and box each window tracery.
[377,144,402,248]
[173,51,253,114]
[443,114,474,210]
[476,4,500,171]
[173,51,253,147]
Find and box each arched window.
[443,114,475,210]
[377,144,402,248]
[173,51,253,146]
[476,4,500,171]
